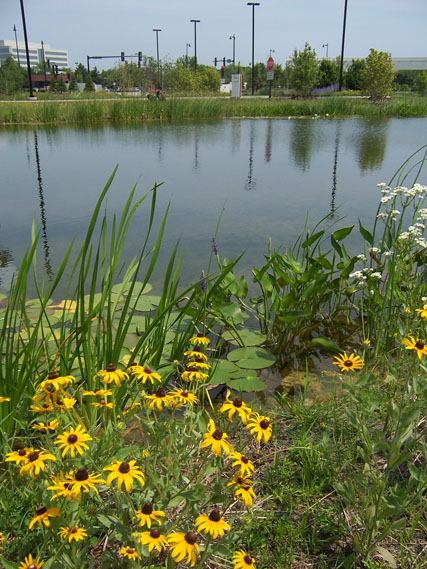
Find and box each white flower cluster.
[349,267,383,286]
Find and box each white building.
[0,40,68,69]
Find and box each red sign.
[267,57,275,71]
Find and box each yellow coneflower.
[168,531,200,567]
[5,447,32,465]
[103,460,145,492]
[135,503,166,528]
[130,365,162,385]
[332,352,365,372]
[19,448,56,478]
[194,510,231,539]
[91,400,113,409]
[119,546,141,561]
[65,467,105,496]
[227,474,256,507]
[184,347,208,361]
[121,402,141,415]
[181,367,208,382]
[246,412,272,444]
[200,419,232,456]
[415,304,427,320]
[186,358,211,370]
[232,549,256,569]
[229,451,255,476]
[402,336,427,360]
[137,529,169,552]
[97,364,129,387]
[31,419,60,431]
[36,371,74,393]
[219,390,252,424]
[168,389,199,406]
[145,387,173,411]
[189,332,211,345]
[47,472,79,502]
[53,395,77,410]
[0,396,11,403]
[82,388,112,397]
[54,425,93,458]
[58,526,87,542]
[28,505,61,530]
[18,554,45,569]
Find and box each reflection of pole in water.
[193,129,199,171]
[34,131,54,279]
[330,121,341,216]
[245,121,256,191]
[264,119,272,163]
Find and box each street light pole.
[41,40,47,90]
[229,34,236,65]
[247,2,260,96]
[19,0,35,98]
[322,43,329,59]
[338,0,348,91]
[190,19,200,72]
[13,24,21,66]
[153,28,162,88]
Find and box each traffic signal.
[121,51,125,62]
[223,57,226,67]
[138,51,142,68]
[214,57,217,67]
[221,66,225,79]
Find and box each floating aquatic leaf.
[222,329,267,346]
[225,375,267,392]
[227,347,276,369]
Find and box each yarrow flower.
[200,419,232,456]
[54,424,92,458]
[168,531,200,567]
[402,336,427,360]
[137,529,169,552]
[232,549,256,569]
[135,503,165,528]
[58,526,87,542]
[246,412,272,444]
[194,509,231,539]
[103,460,145,492]
[333,352,364,372]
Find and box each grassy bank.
[0,94,427,124]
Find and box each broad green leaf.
[226,375,267,391]
[375,546,397,568]
[222,329,267,346]
[311,336,342,354]
[209,359,245,383]
[302,230,325,248]
[332,226,354,241]
[359,220,374,245]
[278,310,312,323]
[228,347,276,369]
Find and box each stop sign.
[267,57,274,71]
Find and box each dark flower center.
[241,455,249,464]
[233,398,243,408]
[75,467,89,481]
[144,367,152,374]
[344,360,353,367]
[195,357,204,363]
[208,509,221,522]
[260,419,270,430]
[18,449,27,456]
[28,451,39,462]
[126,548,135,554]
[129,362,137,368]
[187,366,198,372]
[68,434,78,444]
[244,555,254,564]
[150,529,160,538]
[36,505,47,516]
[106,363,116,372]
[213,429,223,440]
[28,565,36,569]
[237,477,244,484]
[124,405,130,412]
[415,340,425,350]
[119,462,130,473]
[48,371,59,379]
[45,383,55,392]
[155,387,167,398]
[192,346,201,353]
[197,332,204,337]
[42,403,50,409]
[142,503,153,515]
[181,391,189,397]
[94,388,100,393]
[184,531,198,545]
[70,526,77,533]
[99,400,107,406]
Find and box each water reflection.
[245,120,256,191]
[330,122,341,215]
[193,129,199,171]
[0,247,15,293]
[355,119,388,173]
[264,119,272,163]
[290,119,314,171]
[34,131,54,280]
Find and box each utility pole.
[190,20,200,72]
[247,3,260,95]
[229,34,236,65]
[19,0,35,98]
[153,29,162,88]
[13,24,21,66]
[338,0,348,91]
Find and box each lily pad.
[209,359,247,384]
[225,375,267,392]
[227,347,276,369]
[133,295,160,312]
[222,329,266,346]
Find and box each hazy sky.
[1,0,426,70]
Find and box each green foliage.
[413,70,427,95]
[363,48,395,101]
[317,58,339,88]
[0,55,27,95]
[345,58,367,91]
[67,74,79,92]
[56,76,67,93]
[84,73,95,92]
[289,42,319,97]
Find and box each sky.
[1,0,426,70]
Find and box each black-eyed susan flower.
[137,529,169,552]
[66,467,105,496]
[0,396,11,403]
[246,413,272,444]
[54,425,93,458]
[145,387,173,410]
[130,365,162,385]
[184,347,208,361]
[47,472,79,502]
[53,395,77,411]
[103,460,145,492]
[28,505,61,530]
[91,400,113,409]
[189,332,210,345]
[31,419,60,432]
[219,390,252,424]
[181,366,208,382]
[119,546,141,561]
[402,336,427,359]
[200,419,232,456]
[333,352,364,372]
[30,395,55,413]
[186,358,211,370]
[58,525,87,542]
[36,371,74,393]
[97,364,129,387]
[19,449,56,478]
[232,549,256,569]
[194,510,231,539]
[5,447,32,465]
[229,451,255,476]
[121,402,141,415]
[0,531,5,546]
[82,388,112,397]
[18,554,44,569]
[415,304,427,320]
[227,474,256,507]
[168,531,200,567]
[135,503,165,528]
[168,389,199,406]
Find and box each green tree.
[413,70,427,95]
[289,42,319,97]
[0,55,27,95]
[84,73,95,92]
[56,75,67,93]
[317,58,339,88]
[344,58,367,90]
[68,74,79,92]
[74,63,88,82]
[363,48,394,101]
[49,75,58,92]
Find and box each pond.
[1,117,426,296]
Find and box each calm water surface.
[1,117,426,294]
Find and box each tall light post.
[19,0,35,98]
[338,0,348,91]
[186,42,191,67]
[229,34,236,65]
[269,48,275,57]
[247,2,260,95]
[322,43,329,59]
[190,19,200,72]
[41,40,47,90]
[13,24,21,66]
[153,28,162,88]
